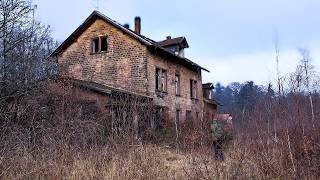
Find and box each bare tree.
[297,48,316,130]
[0,0,57,96]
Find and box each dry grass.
[1,81,319,179]
[0,144,198,179]
[1,129,319,180]
[0,145,211,179]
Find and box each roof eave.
[49,11,210,73]
[148,44,209,72]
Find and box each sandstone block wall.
[58,19,148,95]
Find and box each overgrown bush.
[0,77,320,179]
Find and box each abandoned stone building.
[50,11,219,131]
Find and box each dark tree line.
[0,0,58,96]
[214,81,268,114]
[214,48,320,119]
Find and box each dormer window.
[166,45,180,54]
[92,36,108,54]
[208,90,212,99]
[155,36,189,58]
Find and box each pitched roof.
[48,76,153,99]
[50,11,209,72]
[204,98,223,106]
[71,78,153,99]
[202,83,214,90]
[155,37,189,49]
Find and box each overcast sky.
[33,0,320,86]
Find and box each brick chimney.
[166,36,172,40]
[134,16,141,34]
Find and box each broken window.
[161,69,167,91]
[100,37,108,52]
[155,68,167,92]
[190,79,197,99]
[208,90,212,99]
[175,74,180,96]
[91,36,108,53]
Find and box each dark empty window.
[175,74,180,96]
[155,68,167,92]
[101,37,108,52]
[91,36,108,53]
[190,79,197,99]
[186,110,192,122]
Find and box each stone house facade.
[202,83,220,121]
[50,11,218,129]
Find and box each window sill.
[90,51,108,55]
[156,90,168,94]
[156,90,168,98]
